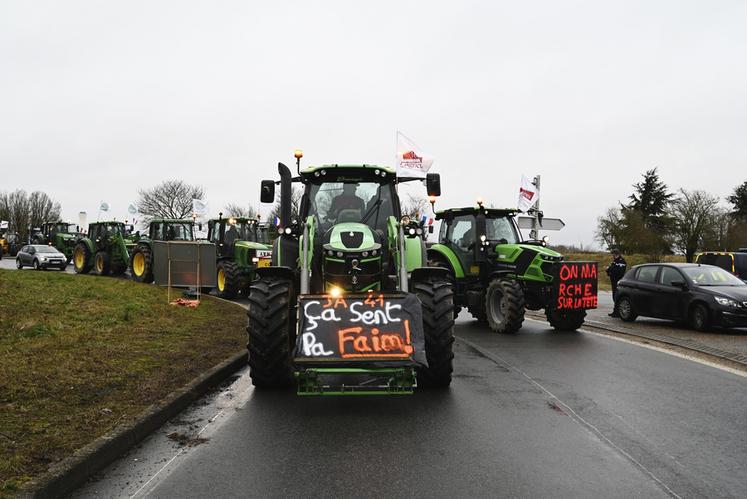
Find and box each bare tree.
[136,180,205,224]
[400,193,430,219]
[28,191,61,228]
[670,189,720,262]
[223,203,258,219]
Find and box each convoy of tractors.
[3,152,600,395]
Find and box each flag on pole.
[99,201,110,212]
[192,199,208,217]
[127,203,137,215]
[396,131,434,179]
[517,175,538,212]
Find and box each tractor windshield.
[485,216,520,244]
[55,224,75,234]
[162,223,194,241]
[232,221,267,243]
[308,181,396,233]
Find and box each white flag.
[396,131,434,179]
[0,220,8,230]
[517,175,538,212]
[192,199,208,217]
[127,204,138,215]
[99,201,110,212]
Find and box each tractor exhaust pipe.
[278,163,292,229]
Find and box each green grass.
[559,252,686,290]
[0,270,246,494]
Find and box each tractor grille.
[323,255,381,292]
[540,261,557,278]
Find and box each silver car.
[16,244,68,270]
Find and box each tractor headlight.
[371,249,377,256]
[284,227,291,234]
[715,297,739,308]
[362,251,369,257]
[408,228,416,236]
[252,257,259,263]
[336,251,343,258]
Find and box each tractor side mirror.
[426,173,441,197]
[261,180,275,203]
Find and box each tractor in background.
[428,202,598,333]
[207,215,272,299]
[31,222,79,265]
[129,219,196,284]
[73,221,136,276]
[248,155,453,395]
[1,228,23,259]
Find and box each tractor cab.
[42,222,76,239]
[207,216,273,298]
[148,219,194,242]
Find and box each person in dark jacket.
[606,248,627,317]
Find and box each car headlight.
[714,297,739,308]
[41,256,47,261]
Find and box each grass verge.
[0,269,245,495]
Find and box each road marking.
[525,317,747,379]
[457,335,682,499]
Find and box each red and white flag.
[518,175,538,212]
[396,131,434,179]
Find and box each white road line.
[457,336,682,499]
[525,317,747,379]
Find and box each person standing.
[606,248,627,317]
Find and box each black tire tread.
[413,277,455,388]
[546,309,586,331]
[246,277,295,388]
[217,260,240,299]
[486,278,525,333]
[130,244,154,283]
[73,242,93,274]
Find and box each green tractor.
[428,203,598,333]
[31,222,79,265]
[129,219,196,283]
[73,221,136,276]
[207,215,272,299]
[249,159,454,395]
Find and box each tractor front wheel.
[546,309,586,331]
[216,260,240,299]
[413,276,455,388]
[246,276,296,389]
[485,278,525,333]
[94,251,111,276]
[73,243,92,274]
[130,245,154,283]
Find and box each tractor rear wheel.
[485,278,525,333]
[130,245,154,283]
[413,276,455,388]
[246,276,296,389]
[94,251,111,276]
[73,243,92,274]
[216,260,240,299]
[546,309,586,331]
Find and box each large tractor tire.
[94,251,111,276]
[413,276,455,388]
[73,242,93,274]
[485,278,525,333]
[546,309,586,331]
[130,245,154,283]
[428,253,462,317]
[246,276,296,389]
[216,260,240,299]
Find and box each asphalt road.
[77,315,747,499]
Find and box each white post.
[529,175,541,240]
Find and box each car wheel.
[689,303,710,332]
[33,259,40,270]
[16,258,23,269]
[617,296,637,322]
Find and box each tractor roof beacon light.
[295,149,303,175]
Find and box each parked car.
[15,245,68,270]
[615,263,747,331]
[695,250,747,282]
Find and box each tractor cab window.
[446,215,475,251]
[55,223,74,234]
[162,223,193,241]
[485,216,519,244]
[308,181,397,233]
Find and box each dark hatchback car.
[615,263,747,331]
[15,245,68,270]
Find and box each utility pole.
[529,175,541,240]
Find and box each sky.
[2,0,746,248]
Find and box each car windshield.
[682,266,746,286]
[485,216,519,243]
[34,246,59,253]
[308,181,397,233]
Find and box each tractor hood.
[323,223,381,253]
[494,242,562,261]
[235,240,272,252]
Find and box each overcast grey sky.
[2,0,746,247]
